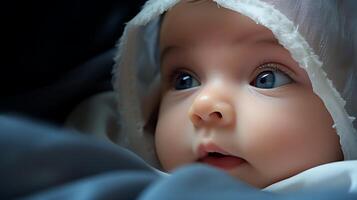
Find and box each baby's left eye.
[251,68,292,89]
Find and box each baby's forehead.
[159,2,287,64]
[160,1,277,49]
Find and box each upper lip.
[197,142,232,160]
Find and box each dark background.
[1,0,146,124]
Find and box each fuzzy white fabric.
[263,160,357,193]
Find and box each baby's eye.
[173,71,200,90]
[251,67,292,89]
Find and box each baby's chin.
[160,161,271,188]
[220,164,272,188]
[160,159,303,189]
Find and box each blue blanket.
[0,116,355,200]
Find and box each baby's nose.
[188,93,235,127]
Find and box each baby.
[155,0,343,188]
[68,0,357,191]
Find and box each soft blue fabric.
[0,116,355,200]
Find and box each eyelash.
[254,62,294,80]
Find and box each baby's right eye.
[172,71,201,90]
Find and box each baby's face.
[155,0,342,188]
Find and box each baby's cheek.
[241,110,301,158]
[238,95,317,172]
[155,113,178,170]
[242,91,340,178]
[155,101,193,171]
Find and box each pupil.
[260,76,267,84]
[181,76,191,86]
[175,74,193,90]
[256,71,275,89]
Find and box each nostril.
[190,111,225,126]
[210,112,222,119]
[192,115,203,124]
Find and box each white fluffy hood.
[112,0,357,168]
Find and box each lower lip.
[198,156,246,170]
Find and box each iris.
[174,72,200,90]
[253,70,292,89]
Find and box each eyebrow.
[252,37,280,45]
[160,35,280,64]
[160,45,182,64]
[233,31,280,46]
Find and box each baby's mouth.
[196,143,246,170]
[198,153,246,170]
